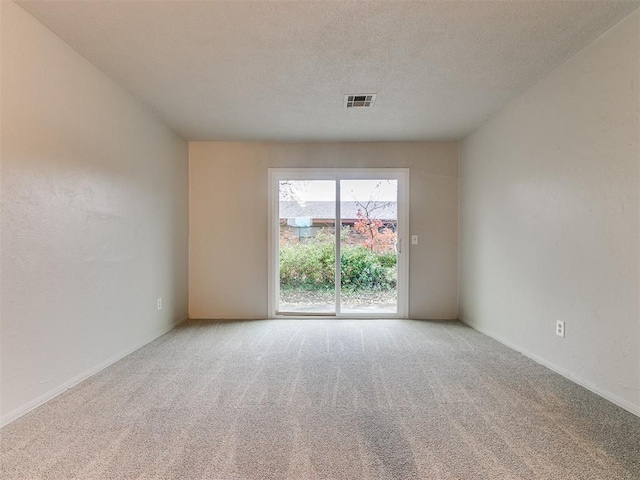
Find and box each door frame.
[268,168,410,318]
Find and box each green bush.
[377,252,397,268]
[279,232,396,291]
[279,240,335,290]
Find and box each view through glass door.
[271,169,408,317]
[340,179,398,314]
[278,180,337,314]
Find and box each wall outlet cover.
[556,320,565,338]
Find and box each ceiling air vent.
[344,94,377,109]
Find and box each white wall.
[459,10,639,414]
[1,1,189,423]
[190,142,458,319]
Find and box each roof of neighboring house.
[280,201,397,221]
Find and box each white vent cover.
[344,94,377,109]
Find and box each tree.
[350,181,397,253]
[353,209,396,253]
[279,180,307,202]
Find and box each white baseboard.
[189,316,267,321]
[409,316,459,321]
[0,315,189,429]
[459,318,640,418]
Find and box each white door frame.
[268,168,410,318]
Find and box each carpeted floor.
[1,319,639,479]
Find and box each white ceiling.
[18,0,640,142]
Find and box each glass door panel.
[277,180,336,314]
[340,180,398,314]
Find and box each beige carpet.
[1,319,639,479]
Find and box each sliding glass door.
[269,169,408,317]
[340,179,398,314]
[278,180,337,314]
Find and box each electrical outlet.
[157,298,162,310]
[556,320,565,338]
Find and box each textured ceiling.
[18,0,640,142]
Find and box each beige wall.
[1,1,189,423]
[459,11,639,414]
[189,142,458,319]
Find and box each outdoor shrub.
[279,241,334,289]
[280,233,396,291]
[377,252,397,268]
[340,245,396,291]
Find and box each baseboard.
[459,318,640,418]
[0,315,189,429]
[409,316,459,321]
[189,316,267,321]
